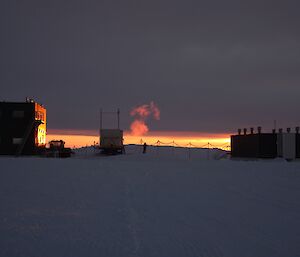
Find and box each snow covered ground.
[0,146,300,257]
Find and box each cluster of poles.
[139,139,231,151]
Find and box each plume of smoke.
[150,101,160,120]
[130,120,149,136]
[130,104,151,118]
[130,101,160,136]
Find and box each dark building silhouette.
[231,128,277,158]
[0,99,46,155]
[296,132,300,159]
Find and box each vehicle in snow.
[46,140,72,158]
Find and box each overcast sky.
[1,0,299,133]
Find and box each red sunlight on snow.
[47,129,231,149]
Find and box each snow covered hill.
[0,147,299,257]
[75,144,228,161]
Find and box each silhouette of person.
[143,143,147,154]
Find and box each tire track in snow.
[125,175,141,257]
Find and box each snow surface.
[0,145,300,257]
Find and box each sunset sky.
[47,129,230,148]
[1,0,299,146]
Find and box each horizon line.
[47,128,232,138]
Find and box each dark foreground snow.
[0,148,300,257]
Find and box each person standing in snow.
[143,143,147,154]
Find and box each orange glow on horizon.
[47,129,231,150]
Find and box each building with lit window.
[0,99,46,155]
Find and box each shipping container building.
[231,128,277,158]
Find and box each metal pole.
[207,142,210,160]
[172,140,175,155]
[100,108,102,136]
[117,108,120,129]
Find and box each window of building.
[35,111,44,121]
[12,110,25,118]
[13,138,23,144]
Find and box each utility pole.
[100,108,103,131]
[207,142,210,160]
[100,108,120,130]
[117,108,120,129]
[172,140,175,155]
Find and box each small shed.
[100,129,124,154]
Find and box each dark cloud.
[1,0,300,133]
